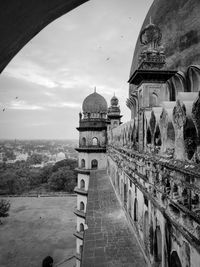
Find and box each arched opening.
[79,223,84,232]
[80,201,85,211]
[92,137,98,146]
[187,66,200,92]
[128,190,132,217]
[81,159,85,168]
[91,159,98,169]
[134,198,138,222]
[149,220,154,256]
[183,118,197,160]
[82,137,86,146]
[147,127,152,144]
[154,125,162,146]
[117,172,120,192]
[80,179,85,189]
[124,183,127,209]
[154,225,162,263]
[170,251,182,267]
[79,245,83,256]
[150,92,158,107]
[143,211,149,252]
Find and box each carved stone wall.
[107,146,200,266]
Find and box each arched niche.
[92,137,98,146]
[154,225,162,263]
[128,190,132,217]
[80,201,85,211]
[166,80,176,101]
[79,223,84,232]
[150,92,158,107]
[183,117,197,160]
[80,179,85,189]
[147,126,152,144]
[81,159,85,168]
[187,65,200,92]
[143,211,149,253]
[91,159,98,169]
[170,251,182,267]
[82,137,86,146]
[134,198,138,222]
[150,111,156,141]
[124,183,128,208]
[154,125,162,146]
[167,72,186,101]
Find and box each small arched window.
[134,198,138,222]
[92,137,98,146]
[91,159,98,169]
[80,179,85,189]
[150,92,158,107]
[82,137,86,146]
[79,223,84,232]
[80,201,85,211]
[81,159,85,168]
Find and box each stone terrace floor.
[82,170,147,267]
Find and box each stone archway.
[0,0,89,73]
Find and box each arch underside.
[0,0,89,73]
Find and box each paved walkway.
[82,170,146,267]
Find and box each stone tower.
[107,94,122,130]
[74,90,108,267]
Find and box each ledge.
[74,187,88,196]
[74,231,84,240]
[75,253,81,261]
[76,147,106,153]
[74,209,86,219]
[75,168,91,175]
[128,69,177,85]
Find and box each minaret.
[74,89,108,267]
[107,94,122,130]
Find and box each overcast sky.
[0,0,153,140]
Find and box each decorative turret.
[107,94,122,130]
[138,18,166,70]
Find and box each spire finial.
[150,16,152,24]
[94,86,96,93]
[114,92,115,97]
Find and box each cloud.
[47,101,81,109]
[4,59,57,88]
[9,100,45,110]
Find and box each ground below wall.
[82,170,146,267]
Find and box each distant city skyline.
[0,0,153,139]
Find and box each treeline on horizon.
[0,158,78,195]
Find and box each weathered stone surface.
[82,170,146,267]
[130,0,200,77]
[0,0,88,73]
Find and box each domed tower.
[107,94,122,130]
[74,89,108,267]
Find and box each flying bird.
[106,57,110,61]
[15,97,18,99]
[3,108,5,112]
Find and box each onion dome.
[82,92,108,113]
[110,95,119,106]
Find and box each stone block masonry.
[82,170,146,267]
